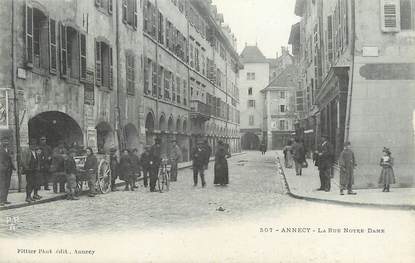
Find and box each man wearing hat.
[316,135,334,192]
[169,140,182,182]
[21,140,41,202]
[202,139,212,171]
[0,138,15,206]
[140,145,152,188]
[109,147,119,191]
[149,138,162,192]
[39,136,52,190]
[191,140,207,187]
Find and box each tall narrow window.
[158,12,164,44]
[152,61,158,97]
[123,0,138,29]
[176,77,181,103]
[60,24,68,78]
[248,87,252,95]
[79,33,87,81]
[95,40,112,88]
[164,70,171,100]
[172,75,176,102]
[26,4,33,66]
[401,0,414,30]
[49,18,57,73]
[144,58,151,95]
[158,65,163,98]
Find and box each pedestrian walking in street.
[338,142,357,195]
[292,138,306,176]
[84,147,98,197]
[316,135,334,192]
[214,140,231,186]
[0,138,15,206]
[260,142,267,155]
[149,138,162,192]
[169,140,182,182]
[50,147,66,194]
[119,149,134,191]
[192,141,207,187]
[130,149,141,188]
[39,136,52,190]
[140,146,151,188]
[202,139,212,171]
[109,147,119,191]
[379,147,395,192]
[64,148,79,200]
[283,140,294,168]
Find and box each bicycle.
[157,158,171,193]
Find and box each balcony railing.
[190,100,210,121]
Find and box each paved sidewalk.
[0,152,246,211]
[275,151,415,210]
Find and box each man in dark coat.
[213,140,231,186]
[316,135,334,192]
[39,136,52,190]
[192,141,207,187]
[119,149,134,191]
[130,149,141,188]
[21,141,41,202]
[339,142,357,195]
[140,146,151,188]
[149,138,162,192]
[202,139,212,170]
[292,138,306,176]
[109,147,119,191]
[0,138,15,206]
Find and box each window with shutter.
[25,4,33,67]
[49,18,57,73]
[176,77,181,103]
[158,65,163,97]
[381,0,401,32]
[152,62,158,97]
[126,54,135,95]
[158,12,164,44]
[60,23,67,78]
[108,0,113,14]
[95,41,101,86]
[172,75,176,102]
[122,0,127,23]
[79,33,87,81]
[144,58,150,95]
[109,47,113,88]
[183,79,187,106]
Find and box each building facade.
[0,0,241,190]
[262,65,299,150]
[291,0,415,187]
[239,45,296,150]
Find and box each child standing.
[379,147,395,192]
[64,149,79,200]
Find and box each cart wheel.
[97,159,111,194]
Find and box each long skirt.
[378,167,396,185]
[214,159,229,185]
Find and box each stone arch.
[176,118,182,133]
[159,114,167,131]
[182,119,188,133]
[168,115,174,132]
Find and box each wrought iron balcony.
[190,100,210,121]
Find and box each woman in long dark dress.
[214,140,231,186]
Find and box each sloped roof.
[240,46,267,63]
[263,64,299,90]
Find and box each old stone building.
[0,0,241,189]
[291,0,415,187]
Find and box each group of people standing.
[282,135,396,195]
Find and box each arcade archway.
[145,112,155,145]
[28,111,83,149]
[241,132,260,150]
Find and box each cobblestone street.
[0,152,290,236]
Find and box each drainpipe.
[344,0,356,143]
[115,0,123,151]
[11,0,22,192]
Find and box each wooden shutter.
[25,3,33,67]
[381,0,400,32]
[79,33,87,81]
[133,0,138,29]
[95,40,101,86]
[109,47,113,89]
[122,0,127,24]
[59,23,67,78]
[108,0,113,14]
[49,18,57,73]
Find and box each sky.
[212,0,300,59]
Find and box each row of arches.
[205,123,239,137]
[145,112,188,133]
